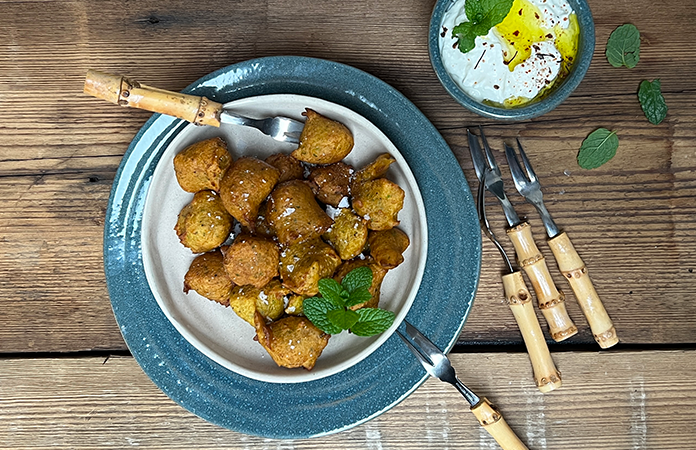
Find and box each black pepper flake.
[519,8,523,14]
[494,85,500,89]
[546,33,553,39]
[513,30,520,36]
[535,12,540,19]
[452,42,458,49]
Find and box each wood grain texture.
[0,0,695,352]
[0,350,693,449]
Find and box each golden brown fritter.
[228,280,289,325]
[284,294,306,316]
[368,228,410,269]
[254,312,330,370]
[222,234,279,288]
[279,238,342,296]
[291,109,354,164]
[267,180,333,247]
[351,178,405,230]
[334,257,388,310]
[183,250,234,306]
[307,162,353,206]
[253,201,275,239]
[175,190,234,253]
[323,208,368,260]
[265,153,304,183]
[351,153,396,187]
[219,156,280,231]
[173,137,232,193]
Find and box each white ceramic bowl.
[141,94,427,383]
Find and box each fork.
[477,170,562,393]
[397,321,529,450]
[505,139,619,348]
[83,70,304,144]
[468,127,578,342]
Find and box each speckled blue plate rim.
[428,0,595,120]
[103,56,482,439]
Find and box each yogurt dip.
[439,0,579,107]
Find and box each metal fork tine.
[467,129,486,181]
[478,126,498,172]
[515,138,538,183]
[404,322,447,365]
[504,143,529,189]
[396,330,435,369]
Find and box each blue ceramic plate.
[104,56,481,438]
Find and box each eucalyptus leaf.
[577,128,619,170]
[638,79,668,125]
[606,24,640,68]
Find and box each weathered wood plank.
[0,350,693,449]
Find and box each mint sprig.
[452,0,513,54]
[303,266,395,337]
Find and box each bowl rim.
[428,0,595,120]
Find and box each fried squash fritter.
[280,238,342,296]
[352,178,405,231]
[265,153,304,183]
[267,180,333,247]
[254,312,330,370]
[183,250,234,306]
[368,228,410,269]
[173,137,232,193]
[175,190,234,253]
[228,280,289,325]
[334,257,388,310]
[291,109,354,164]
[222,234,279,288]
[307,162,353,206]
[351,153,396,186]
[219,156,280,231]
[323,208,368,260]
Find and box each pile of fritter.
[173,108,410,370]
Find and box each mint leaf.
[351,308,396,337]
[638,79,668,125]
[345,287,372,308]
[303,297,343,334]
[577,128,619,170]
[606,24,640,68]
[341,266,373,293]
[326,308,360,330]
[452,0,513,54]
[317,278,346,306]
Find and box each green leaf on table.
[341,265,373,293]
[452,0,514,54]
[351,308,396,337]
[577,128,619,170]
[303,297,343,335]
[606,24,640,68]
[638,79,668,125]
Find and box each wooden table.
[1,0,694,448]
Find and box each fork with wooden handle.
[504,139,618,349]
[468,128,578,342]
[478,171,562,392]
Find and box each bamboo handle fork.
[468,128,578,343]
[504,140,619,349]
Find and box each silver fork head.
[504,138,560,237]
[476,169,514,273]
[504,139,539,196]
[397,321,480,406]
[220,111,304,144]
